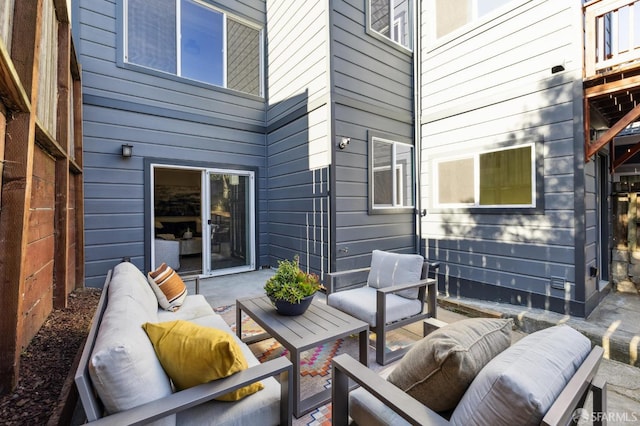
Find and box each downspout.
[413,0,423,256]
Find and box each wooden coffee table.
[236,295,369,417]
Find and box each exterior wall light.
[121,144,133,158]
[551,64,565,74]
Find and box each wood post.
[54,21,70,308]
[629,193,638,253]
[0,0,43,395]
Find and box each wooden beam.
[0,0,43,394]
[584,97,592,163]
[54,21,70,308]
[0,113,37,394]
[613,140,640,170]
[52,0,70,23]
[72,77,84,289]
[0,41,30,112]
[584,74,640,99]
[0,104,5,193]
[585,102,640,161]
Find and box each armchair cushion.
[387,318,512,412]
[450,324,592,426]
[327,286,422,327]
[367,250,424,299]
[143,320,264,402]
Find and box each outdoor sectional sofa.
[74,261,292,425]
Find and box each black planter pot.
[269,293,315,316]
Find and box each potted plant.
[264,255,323,315]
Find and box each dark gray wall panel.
[85,228,145,245]
[331,0,413,117]
[84,213,143,230]
[332,100,417,262]
[266,107,330,276]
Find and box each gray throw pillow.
[387,318,513,412]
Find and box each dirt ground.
[0,288,101,425]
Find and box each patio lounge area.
[67,264,640,425]
[4,0,640,424]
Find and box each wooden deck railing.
[585,0,640,77]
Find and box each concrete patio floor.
[188,268,640,424]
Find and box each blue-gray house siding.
[76,0,607,317]
[76,0,269,286]
[330,0,417,272]
[419,0,604,316]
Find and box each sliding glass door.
[152,165,255,276]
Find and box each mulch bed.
[0,288,101,425]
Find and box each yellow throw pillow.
[147,263,187,311]
[142,320,263,401]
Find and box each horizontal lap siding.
[78,0,268,286]
[266,109,330,276]
[331,0,416,272]
[77,1,265,125]
[266,0,328,122]
[420,0,584,303]
[265,0,330,276]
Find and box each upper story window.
[369,133,415,213]
[434,0,512,39]
[125,0,263,97]
[435,144,535,208]
[368,0,413,50]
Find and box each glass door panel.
[208,171,254,272]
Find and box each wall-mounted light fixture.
[551,64,565,74]
[121,144,133,158]
[339,137,350,150]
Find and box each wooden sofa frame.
[326,261,440,365]
[332,318,607,426]
[74,270,293,425]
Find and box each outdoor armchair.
[326,250,440,365]
[331,319,606,426]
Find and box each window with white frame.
[433,0,513,39]
[368,0,413,50]
[125,0,263,96]
[435,144,534,207]
[370,135,415,211]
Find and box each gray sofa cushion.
[387,318,512,412]
[327,287,422,327]
[367,250,424,299]
[110,261,160,318]
[89,295,174,426]
[350,385,410,426]
[450,324,592,426]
